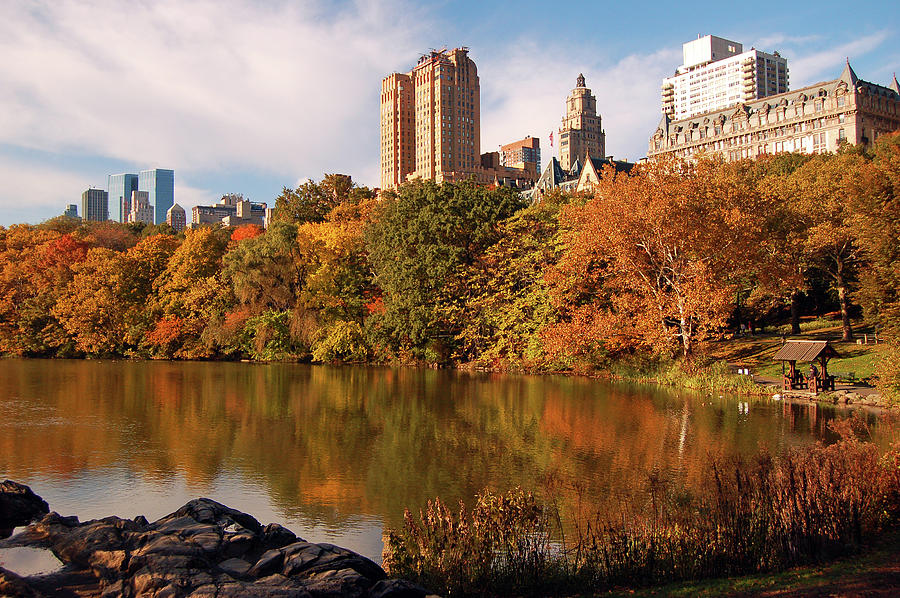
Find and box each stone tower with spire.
[558,74,605,171]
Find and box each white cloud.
[751,33,822,49]
[784,31,890,86]
[0,0,430,201]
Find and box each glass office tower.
[108,173,139,222]
[139,169,175,225]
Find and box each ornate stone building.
[558,74,606,171]
[649,62,900,161]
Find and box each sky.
[1,0,897,226]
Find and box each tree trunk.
[790,290,801,335]
[835,266,853,341]
[679,300,692,359]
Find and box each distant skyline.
[1,0,897,226]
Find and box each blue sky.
[1,0,897,226]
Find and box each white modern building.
[661,35,788,120]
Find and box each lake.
[0,358,888,562]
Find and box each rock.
[369,579,429,598]
[262,523,298,549]
[0,566,43,598]
[0,492,419,598]
[0,481,49,535]
[218,557,253,579]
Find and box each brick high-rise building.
[380,47,481,189]
[661,35,788,120]
[166,203,186,233]
[558,74,605,171]
[500,136,541,173]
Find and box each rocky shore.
[0,481,429,597]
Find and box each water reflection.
[0,359,887,560]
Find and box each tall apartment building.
[558,74,606,171]
[649,62,900,161]
[63,204,78,219]
[380,47,481,188]
[108,173,139,222]
[125,191,154,225]
[81,188,108,222]
[139,168,174,225]
[500,136,541,173]
[661,35,788,120]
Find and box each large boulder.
[0,493,430,598]
[0,481,49,536]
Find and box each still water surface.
[0,359,888,561]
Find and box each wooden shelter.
[773,340,839,394]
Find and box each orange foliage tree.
[545,158,758,360]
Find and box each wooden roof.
[773,340,839,362]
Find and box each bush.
[384,439,900,596]
[383,489,559,596]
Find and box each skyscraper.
[81,188,108,222]
[108,173,139,222]
[63,204,78,219]
[380,47,481,188]
[558,74,605,171]
[139,168,174,225]
[661,35,789,120]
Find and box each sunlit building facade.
[649,62,900,161]
[558,74,606,171]
[661,35,789,120]
[380,47,482,188]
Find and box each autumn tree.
[854,132,900,396]
[789,148,868,341]
[273,174,375,225]
[296,198,378,362]
[148,227,232,358]
[220,222,304,360]
[546,158,757,360]
[52,247,130,355]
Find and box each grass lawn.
[707,318,887,384]
[601,531,900,597]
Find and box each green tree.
[366,180,526,362]
[454,195,565,369]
